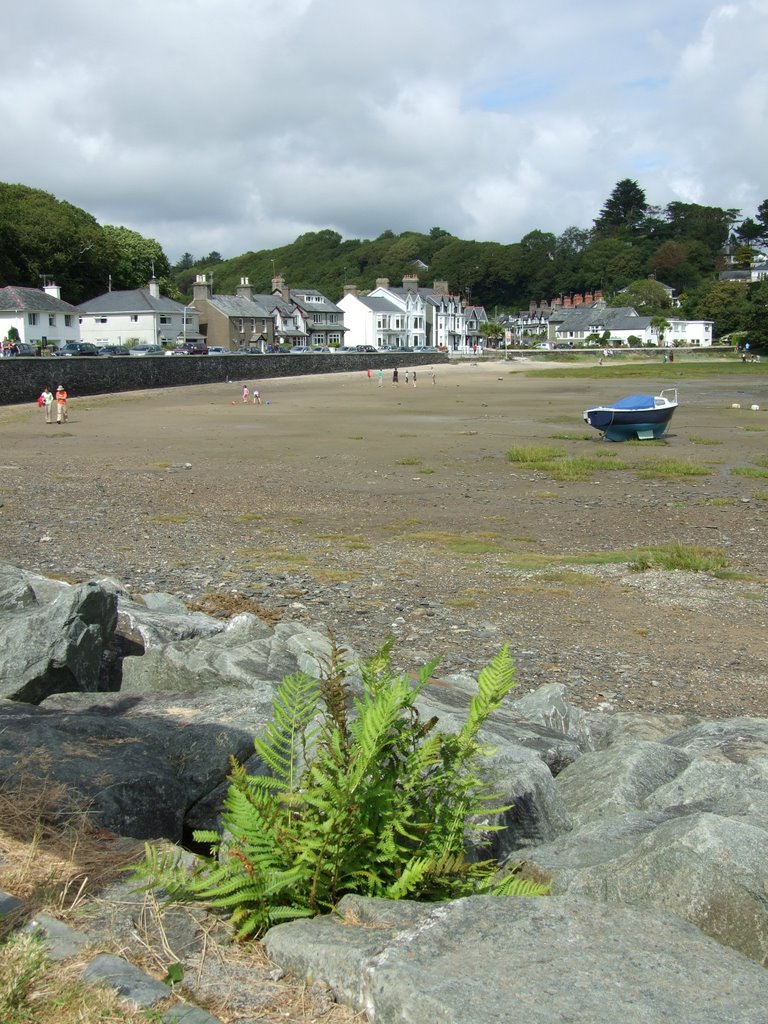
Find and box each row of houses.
[0,273,488,354]
[500,292,714,347]
[1,275,714,354]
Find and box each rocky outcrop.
[1,562,767,1021]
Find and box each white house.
[0,283,81,349]
[78,279,200,349]
[549,302,714,347]
[337,292,404,348]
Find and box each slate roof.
[205,295,272,317]
[0,286,80,314]
[290,289,343,313]
[357,296,402,312]
[556,305,649,333]
[78,287,189,314]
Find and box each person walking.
[412,369,417,387]
[252,387,261,405]
[41,386,54,424]
[404,369,409,385]
[430,366,436,384]
[392,367,399,385]
[377,368,384,387]
[367,367,371,381]
[55,384,68,423]
[242,385,250,403]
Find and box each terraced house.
[0,282,81,349]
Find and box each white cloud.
[1,0,767,264]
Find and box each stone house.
[190,276,274,350]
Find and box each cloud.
[1,0,766,263]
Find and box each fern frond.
[253,671,319,789]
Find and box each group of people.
[370,366,436,386]
[37,385,68,424]
[242,384,261,404]
[1,337,20,357]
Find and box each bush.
[134,642,548,938]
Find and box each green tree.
[680,280,751,338]
[593,179,648,237]
[650,314,672,346]
[608,278,672,315]
[102,225,170,291]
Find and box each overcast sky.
[2,0,767,263]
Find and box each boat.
[583,388,678,441]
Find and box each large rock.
[264,894,768,1023]
[0,581,117,702]
[553,740,691,825]
[551,812,768,966]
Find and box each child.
[252,387,261,405]
[242,385,250,403]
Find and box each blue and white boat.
[583,388,678,441]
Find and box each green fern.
[133,642,549,937]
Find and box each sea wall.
[0,352,447,407]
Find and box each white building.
[0,283,81,349]
[78,279,200,349]
[548,302,714,347]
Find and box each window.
[48,314,56,327]
[28,313,38,325]
[159,315,170,325]
[64,315,73,327]
[130,314,139,323]
[96,317,107,324]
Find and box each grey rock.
[264,894,768,1023]
[554,740,691,825]
[587,709,702,748]
[0,581,117,702]
[23,912,92,960]
[663,716,768,758]
[82,953,171,1007]
[553,812,768,966]
[510,682,594,751]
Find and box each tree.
[480,321,505,347]
[102,225,170,291]
[593,179,648,237]
[174,252,195,271]
[650,314,672,346]
[680,280,752,338]
[608,278,672,315]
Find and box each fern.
[133,642,548,937]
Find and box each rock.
[554,740,691,826]
[0,580,117,702]
[264,894,768,1023]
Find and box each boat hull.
[583,390,678,441]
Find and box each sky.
[2,0,767,265]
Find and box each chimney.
[236,277,252,301]
[573,293,583,306]
[148,277,160,299]
[43,282,61,300]
[529,300,537,312]
[594,289,603,301]
[272,275,290,301]
[343,284,358,297]
[375,277,389,289]
[432,280,449,294]
[585,291,594,304]
[563,296,572,307]
[402,274,419,291]
[192,274,211,301]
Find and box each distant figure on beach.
[242,385,250,403]
[367,367,371,381]
[404,369,409,385]
[412,369,417,387]
[392,368,399,385]
[430,366,436,384]
[252,387,261,405]
[377,367,384,387]
[40,386,53,423]
[55,384,68,424]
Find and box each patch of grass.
[501,550,629,571]
[731,466,768,478]
[396,457,421,466]
[239,512,263,522]
[688,436,722,445]
[410,530,504,555]
[753,491,768,501]
[348,435,364,440]
[629,542,727,573]
[549,432,594,441]
[507,445,565,464]
[536,569,605,585]
[239,548,312,568]
[701,497,739,506]
[546,455,629,481]
[147,514,189,524]
[635,458,711,479]
[382,517,424,533]
[151,461,173,469]
[287,516,303,524]
[743,425,766,432]
[343,537,371,550]
[445,597,479,608]
[417,467,435,475]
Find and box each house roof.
[78,288,188,314]
[357,296,402,312]
[557,305,649,333]
[204,295,272,317]
[0,286,80,314]
[289,289,342,313]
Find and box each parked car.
[412,345,433,352]
[53,342,100,357]
[97,345,132,356]
[310,346,332,353]
[129,345,166,356]
[335,346,357,353]
[171,342,209,356]
[13,342,37,356]
[290,346,311,353]
[206,346,229,355]
[354,345,377,353]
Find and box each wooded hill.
[2,179,767,341]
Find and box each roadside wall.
[0,353,447,407]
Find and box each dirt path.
[1,358,766,719]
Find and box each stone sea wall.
[0,352,447,406]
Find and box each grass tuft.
[629,542,727,573]
[635,458,711,479]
